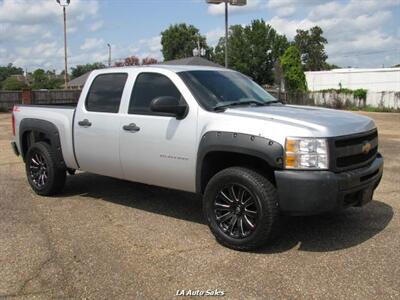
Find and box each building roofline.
[305,67,400,75]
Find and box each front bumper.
[275,153,383,215]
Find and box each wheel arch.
[20,118,66,169]
[196,131,284,194]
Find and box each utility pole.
[107,43,112,67]
[206,0,247,68]
[63,6,68,88]
[224,0,228,68]
[56,0,70,89]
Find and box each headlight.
[285,137,328,169]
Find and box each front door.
[119,71,197,192]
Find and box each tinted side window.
[86,73,128,113]
[129,73,182,114]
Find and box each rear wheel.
[203,167,280,251]
[25,142,66,196]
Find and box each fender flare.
[19,118,66,169]
[196,131,284,193]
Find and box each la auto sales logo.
[176,289,225,297]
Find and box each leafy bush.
[353,89,367,100]
[2,76,27,90]
[318,88,353,95]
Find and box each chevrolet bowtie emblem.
[362,141,372,154]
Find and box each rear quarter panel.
[14,105,78,169]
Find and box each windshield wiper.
[263,100,282,105]
[213,100,266,111]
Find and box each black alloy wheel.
[25,142,66,196]
[203,167,281,251]
[214,184,259,239]
[29,152,49,188]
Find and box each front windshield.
[178,70,277,111]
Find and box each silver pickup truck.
[11,65,383,250]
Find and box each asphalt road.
[0,111,399,299]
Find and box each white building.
[305,68,400,109]
[305,68,400,92]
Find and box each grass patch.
[317,88,355,95]
[347,105,400,113]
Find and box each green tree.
[280,45,307,93]
[161,23,209,60]
[71,62,106,79]
[0,63,24,88]
[213,20,289,85]
[294,26,328,71]
[31,69,63,89]
[32,69,47,89]
[2,76,27,90]
[45,77,63,89]
[323,62,340,70]
[212,37,227,67]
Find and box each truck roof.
[93,64,228,74]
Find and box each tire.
[25,142,66,196]
[203,167,280,251]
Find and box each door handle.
[78,119,92,127]
[123,123,140,132]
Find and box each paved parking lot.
[0,111,399,299]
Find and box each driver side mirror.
[150,96,188,120]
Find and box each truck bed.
[13,104,78,170]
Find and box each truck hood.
[223,104,376,137]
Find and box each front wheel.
[203,167,280,251]
[25,142,66,196]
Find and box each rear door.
[74,72,129,179]
[119,71,198,192]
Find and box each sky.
[0,0,399,73]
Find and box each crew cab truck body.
[11,65,383,250]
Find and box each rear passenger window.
[129,72,182,114]
[86,73,128,113]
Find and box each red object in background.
[21,89,32,104]
[11,106,19,136]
